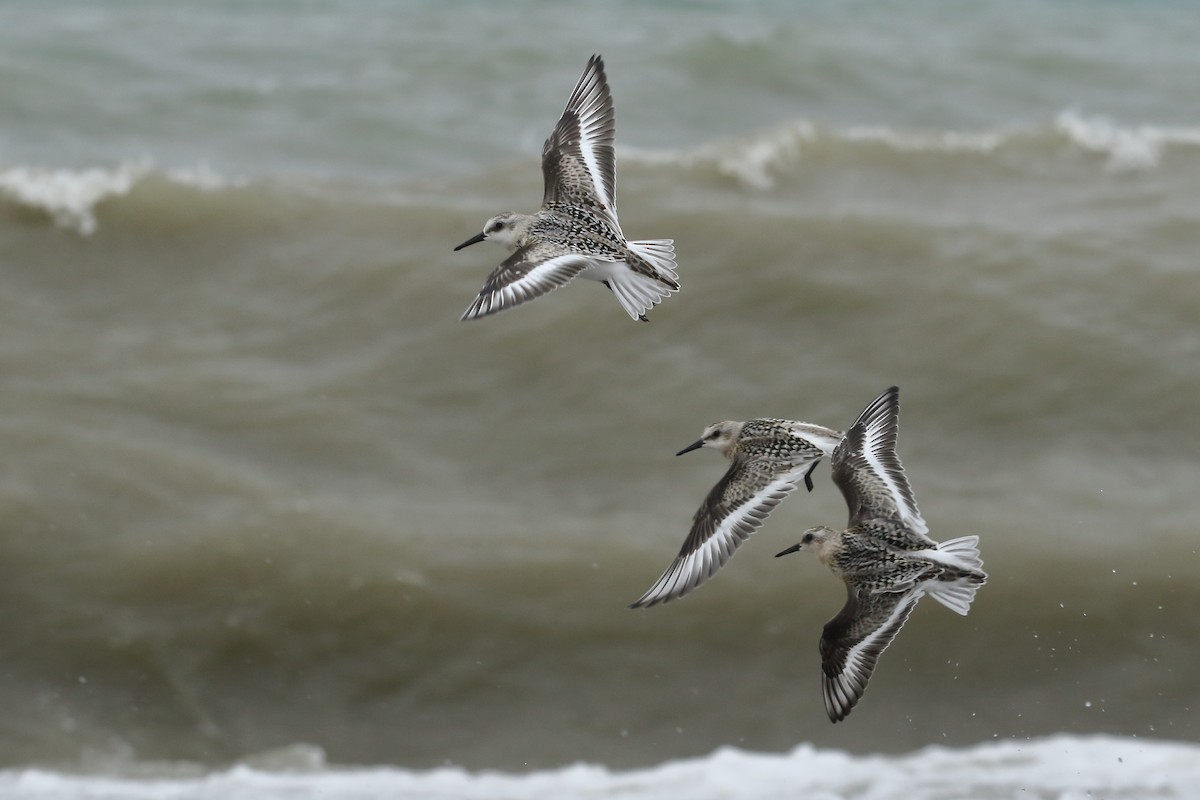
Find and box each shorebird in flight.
[453,55,679,321]
[630,418,843,608]
[776,386,986,722]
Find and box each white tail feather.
[626,238,679,283]
[938,535,984,572]
[609,280,645,321]
[924,578,980,616]
[606,263,677,320]
[923,535,985,615]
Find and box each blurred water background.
[1,1,1198,797]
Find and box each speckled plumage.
[453,55,680,321]
[776,386,987,723]
[629,418,843,609]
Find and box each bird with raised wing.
[453,55,679,321]
[775,386,986,723]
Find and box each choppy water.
[1,0,1199,795]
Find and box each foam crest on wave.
[0,161,247,235]
[623,112,1200,189]
[0,163,146,235]
[0,735,1195,800]
[622,120,1008,190]
[1054,109,1200,171]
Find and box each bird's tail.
[626,239,680,287]
[924,536,986,616]
[607,239,680,321]
[939,535,985,572]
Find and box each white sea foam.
[621,121,812,190]
[622,120,1011,190]
[0,162,248,235]
[165,164,249,192]
[0,735,1196,800]
[623,113,1200,189]
[700,121,817,190]
[840,125,1006,153]
[0,163,147,235]
[1054,109,1200,171]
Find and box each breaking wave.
[624,111,1200,189]
[3,112,1198,234]
[1,735,1195,800]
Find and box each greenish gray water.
[0,0,1197,780]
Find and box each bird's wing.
[629,452,822,608]
[541,54,620,231]
[830,386,931,544]
[460,244,592,320]
[819,583,923,723]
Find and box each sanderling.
[775,386,986,723]
[629,418,844,608]
[453,54,680,321]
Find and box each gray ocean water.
[1,0,1199,791]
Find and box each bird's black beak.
[675,439,704,456]
[775,543,802,558]
[453,231,487,251]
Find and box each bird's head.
[454,212,529,252]
[775,526,835,558]
[676,420,743,457]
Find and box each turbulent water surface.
[1,1,1198,797]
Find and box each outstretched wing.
[819,583,923,723]
[460,244,592,320]
[541,54,619,231]
[830,386,931,544]
[629,453,822,608]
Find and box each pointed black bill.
[453,231,487,251]
[775,543,802,558]
[675,439,704,456]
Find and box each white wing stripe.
[570,66,615,213]
[507,254,590,293]
[860,408,928,534]
[825,590,922,721]
[630,466,812,607]
[462,254,593,320]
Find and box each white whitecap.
[622,120,1007,190]
[0,161,253,234]
[166,163,249,192]
[0,162,148,235]
[841,125,1006,153]
[622,112,1200,189]
[0,735,1195,799]
[620,121,816,190]
[1055,109,1200,171]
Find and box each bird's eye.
[802,533,814,544]
[489,221,505,233]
